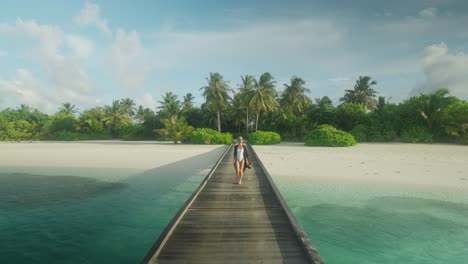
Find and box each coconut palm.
[103,100,132,138]
[418,88,456,137]
[58,102,78,116]
[376,96,393,113]
[280,76,311,116]
[315,96,334,110]
[182,93,195,111]
[250,72,278,132]
[238,75,256,134]
[310,96,335,125]
[340,75,378,111]
[16,104,32,121]
[135,105,154,123]
[121,98,136,117]
[159,92,181,123]
[77,107,105,134]
[230,92,247,133]
[200,72,231,132]
[156,117,194,144]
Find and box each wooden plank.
[141,144,324,264]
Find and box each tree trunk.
[217,110,221,132]
[246,108,249,135]
[256,112,259,132]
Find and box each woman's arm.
[243,144,249,161]
[233,145,237,162]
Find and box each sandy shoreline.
[0,141,228,180]
[1,141,467,193]
[254,143,468,192]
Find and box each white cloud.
[47,56,93,93]
[75,2,111,36]
[136,93,157,110]
[149,18,346,70]
[419,7,437,18]
[66,35,94,59]
[0,19,93,94]
[371,16,431,34]
[0,69,95,113]
[110,29,151,90]
[411,43,468,99]
[0,19,63,58]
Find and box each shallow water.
[0,148,224,264]
[275,177,468,264]
[2,144,468,263]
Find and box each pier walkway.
[142,144,323,264]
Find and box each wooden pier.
[142,144,324,264]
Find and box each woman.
[233,136,249,184]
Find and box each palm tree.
[280,76,311,115]
[376,96,392,112]
[250,72,278,132]
[155,117,194,144]
[121,98,136,117]
[135,105,154,123]
[58,102,78,116]
[418,88,456,137]
[310,96,335,125]
[182,93,195,111]
[315,96,334,110]
[230,92,247,133]
[159,92,181,123]
[103,100,132,138]
[200,72,231,132]
[238,75,256,134]
[16,104,32,120]
[77,107,105,133]
[340,75,378,111]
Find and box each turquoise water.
[275,178,468,264]
[2,146,468,263]
[0,147,225,264]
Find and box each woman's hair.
[238,136,243,142]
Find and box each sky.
[1,0,468,114]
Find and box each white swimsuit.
[236,147,244,161]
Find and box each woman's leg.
[238,160,245,184]
[235,160,240,180]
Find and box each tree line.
[1,72,467,144]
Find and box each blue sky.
[1,0,467,113]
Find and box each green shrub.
[186,128,232,144]
[305,124,357,147]
[350,124,368,142]
[249,131,281,145]
[366,125,398,142]
[401,126,433,143]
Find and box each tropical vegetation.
[1,73,467,145]
[249,131,281,145]
[305,125,357,147]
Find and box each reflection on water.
[0,173,127,208]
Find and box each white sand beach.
[254,143,468,192]
[0,141,228,180]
